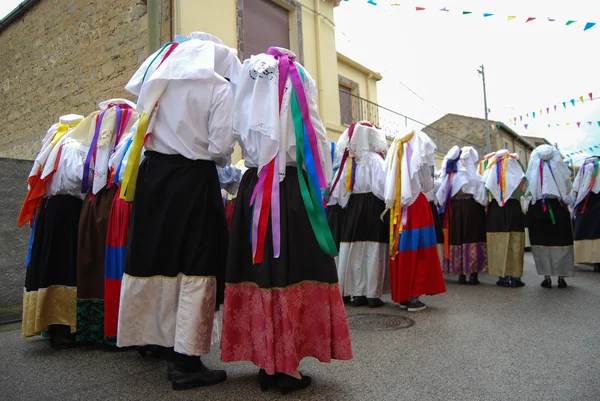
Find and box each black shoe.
[257,369,279,391]
[48,325,76,349]
[171,362,227,390]
[558,278,568,289]
[367,298,384,308]
[277,373,312,395]
[458,275,467,285]
[496,277,509,287]
[342,296,352,304]
[468,273,480,285]
[167,362,175,381]
[541,278,552,289]
[509,278,525,288]
[351,296,367,307]
[407,300,427,312]
[594,264,600,272]
[398,301,409,310]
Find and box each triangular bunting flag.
[566,20,577,26]
[391,2,401,6]
[483,13,494,17]
[554,105,557,111]
[566,122,571,126]
[509,118,513,123]
[588,121,593,125]
[548,18,556,22]
[577,122,581,128]
[463,11,472,15]
[595,145,600,148]
[571,99,576,106]
[563,102,567,108]
[491,124,496,130]
[540,109,543,115]
[548,124,551,128]
[580,96,585,103]
[526,17,536,23]
[584,22,596,31]
[416,7,425,11]
[524,124,529,129]
[497,121,501,128]
[597,121,600,127]
[589,92,594,100]
[440,7,449,12]
[547,107,550,114]
[527,113,530,117]
[590,147,594,152]
[533,112,536,118]
[520,116,523,121]
[508,16,516,21]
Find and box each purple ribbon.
[82,111,106,194]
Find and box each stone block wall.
[0,0,171,160]
[0,159,31,307]
[422,114,487,157]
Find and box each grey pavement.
[1,253,599,401]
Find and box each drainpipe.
[147,0,160,55]
[313,0,324,118]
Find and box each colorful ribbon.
[120,42,179,202]
[389,132,414,258]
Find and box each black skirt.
[429,201,444,245]
[340,193,388,244]
[527,199,573,247]
[487,199,525,233]
[574,192,600,241]
[225,167,340,287]
[326,204,346,251]
[26,195,82,292]
[125,151,228,303]
[23,195,82,337]
[447,197,487,245]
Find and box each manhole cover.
[348,313,414,331]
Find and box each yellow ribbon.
[389,131,414,258]
[120,112,150,202]
[345,157,353,193]
[51,120,82,147]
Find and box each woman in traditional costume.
[525,145,574,288]
[334,122,389,307]
[73,99,138,345]
[117,32,241,390]
[221,47,352,394]
[19,114,85,347]
[571,156,600,271]
[483,150,527,287]
[384,130,446,312]
[436,146,488,284]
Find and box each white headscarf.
[347,122,388,160]
[526,145,572,204]
[572,156,600,209]
[436,145,487,208]
[384,130,436,208]
[483,149,525,205]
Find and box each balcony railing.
[339,90,423,140]
[338,90,478,155]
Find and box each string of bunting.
[349,1,598,31]
[564,144,600,158]
[508,93,596,124]
[516,121,600,130]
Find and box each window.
[242,0,291,58]
[339,84,354,126]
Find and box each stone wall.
[0,158,31,307]
[423,114,533,163]
[422,114,488,157]
[0,0,171,160]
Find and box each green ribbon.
[290,69,338,256]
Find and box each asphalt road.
[1,253,599,401]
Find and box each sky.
[0,0,23,20]
[334,0,600,164]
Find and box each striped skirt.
[390,193,446,303]
[104,187,132,339]
[486,199,525,278]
